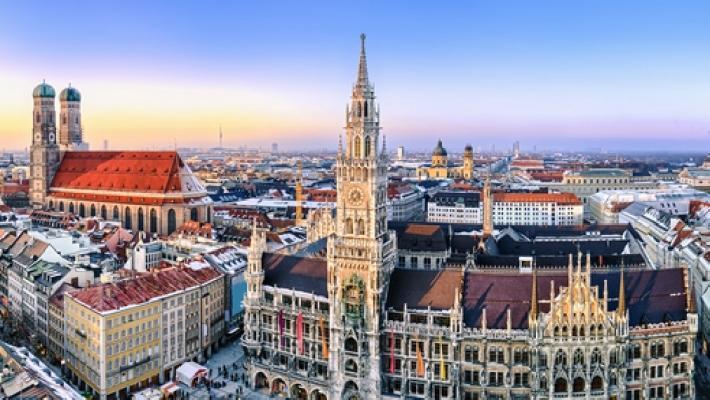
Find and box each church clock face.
[347,187,364,206]
[48,133,55,142]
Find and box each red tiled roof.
[493,192,582,205]
[50,151,184,194]
[68,266,223,313]
[387,268,463,310]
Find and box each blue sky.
[0,1,709,152]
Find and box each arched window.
[574,349,584,366]
[555,350,567,367]
[101,205,107,220]
[344,359,358,373]
[572,377,585,393]
[591,348,602,365]
[137,208,144,231]
[554,378,567,393]
[354,137,361,158]
[124,207,132,230]
[357,219,365,235]
[190,208,198,222]
[112,206,119,220]
[36,113,40,123]
[345,337,358,353]
[90,204,96,217]
[167,209,176,234]
[68,203,75,214]
[363,100,368,117]
[346,218,353,234]
[150,209,158,233]
[591,376,603,391]
[59,202,64,212]
[78,203,85,217]
[48,200,54,210]
[364,136,371,157]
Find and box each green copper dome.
[33,82,55,98]
[60,86,81,102]
[433,139,448,156]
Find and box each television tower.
[219,124,223,148]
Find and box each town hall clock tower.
[327,34,397,400]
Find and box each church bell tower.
[29,81,60,209]
[327,34,396,399]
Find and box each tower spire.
[530,267,538,322]
[618,261,626,317]
[357,33,369,87]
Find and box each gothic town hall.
[241,35,696,400]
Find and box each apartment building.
[64,266,224,399]
[492,192,584,226]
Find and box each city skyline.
[2,1,710,152]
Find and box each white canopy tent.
[175,361,209,387]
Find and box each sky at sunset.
[1,1,710,152]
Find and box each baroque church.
[29,82,211,235]
[416,139,475,180]
[243,35,697,400]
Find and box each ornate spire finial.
[357,33,369,86]
[382,133,387,155]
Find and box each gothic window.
[464,346,478,362]
[591,348,602,365]
[345,337,358,353]
[124,207,132,230]
[354,137,362,158]
[572,377,585,393]
[651,342,665,358]
[574,349,584,366]
[357,219,365,235]
[554,378,567,393]
[101,205,107,220]
[90,204,96,217]
[555,350,567,367]
[673,339,688,355]
[112,206,119,220]
[150,209,158,233]
[364,136,371,157]
[36,113,40,123]
[168,209,177,234]
[591,376,603,391]
[343,276,364,319]
[137,208,145,231]
[346,218,353,234]
[363,100,368,117]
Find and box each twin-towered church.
[29,82,211,235]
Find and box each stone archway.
[254,372,269,390]
[291,384,307,400]
[554,378,567,393]
[591,376,603,391]
[310,389,327,400]
[573,377,585,393]
[342,381,361,400]
[272,378,287,397]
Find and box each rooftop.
[68,266,223,313]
